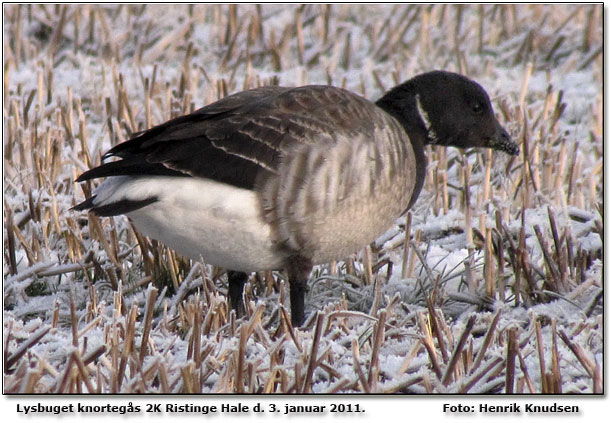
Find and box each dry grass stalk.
[505,326,518,393]
[367,310,386,391]
[72,350,97,393]
[557,329,600,392]
[2,4,601,394]
[235,321,249,393]
[5,327,50,370]
[472,310,501,369]
[351,338,370,393]
[302,312,325,393]
[441,314,476,385]
[116,304,139,391]
[462,160,476,293]
[550,319,562,393]
[55,353,75,393]
[426,301,449,363]
[533,224,561,292]
[417,312,442,380]
[459,356,504,393]
[534,320,549,393]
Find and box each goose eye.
[472,102,484,114]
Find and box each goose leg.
[287,256,313,327]
[227,270,248,317]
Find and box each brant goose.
[74,71,518,326]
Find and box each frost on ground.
[3,5,602,393]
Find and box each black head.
[377,71,519,155]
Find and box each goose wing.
[76,85,385,190]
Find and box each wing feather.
[77,84,388,192]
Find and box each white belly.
[92,176,286,271]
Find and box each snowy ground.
[3,4,602,393]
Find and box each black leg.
[227,270,248,317]
[287,255,313,327]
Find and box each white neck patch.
[415,94,437,143]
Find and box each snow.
[2,4,602,394]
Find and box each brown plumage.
[75,71,518,326]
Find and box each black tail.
[71,196,97,211]
[71,195,158,217]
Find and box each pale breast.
[260,115,417,263]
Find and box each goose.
[74,70,518,327]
